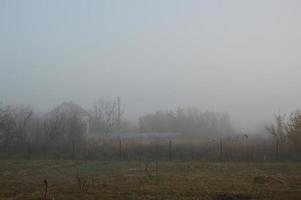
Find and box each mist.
[2,2,301,199]
[1,0,301,132]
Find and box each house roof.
[47,101,90,118]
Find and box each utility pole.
[117,96,121,130]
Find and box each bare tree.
[66,114,85,159]
[0,105,33,157]
[285,110,301,154]
[13,106,33,147]
[265,115,286,159]
[43,109,85,159]
[0,105,16,151]
[90,98,122,135]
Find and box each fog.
[1,0,301,132]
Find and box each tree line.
[265,110,301,160]
[1,100,301,161]
[0,99,123,159]
[139,107,235,137]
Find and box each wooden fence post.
[168,140,172,161]
[155,160,158,176]
[119,138,122,160]
[219,138,223,162]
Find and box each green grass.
[1,160,301,199]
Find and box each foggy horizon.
[1,0,301,132]
[2,2,301,199]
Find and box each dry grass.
[0,160,301,199]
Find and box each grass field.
[1,160,301,200]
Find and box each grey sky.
[1,0,301,131]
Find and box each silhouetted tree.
[265,115,286,159]
[285,110,301,154]
[90,98,121,134]
[139,108,235,137]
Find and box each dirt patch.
[213,193,251,200]
[253,175,284,184]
